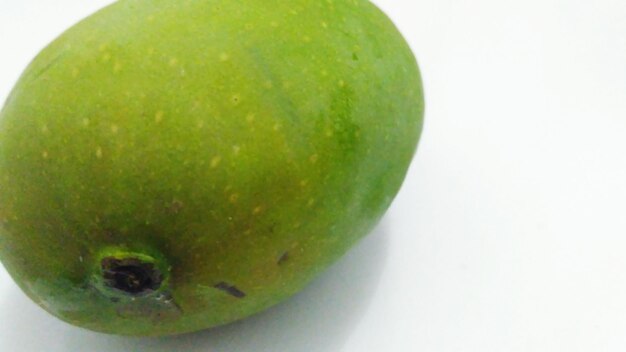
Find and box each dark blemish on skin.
[277,251,289,265]
[352,52,359,61]
[110,297,120,303]
[167,199,184,214]
[29,52,66,82]
[214,282,246,298]
[99,228,118,241]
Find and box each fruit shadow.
[1,219,390,352]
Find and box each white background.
[1,0,626,351]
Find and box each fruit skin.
[0,0,423,337]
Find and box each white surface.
[1,0,626,351]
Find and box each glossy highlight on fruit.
[0,0,424,336]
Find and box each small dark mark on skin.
[29,52,66,82]
[277,251,289,265]
[99,228,117,241]
[110,297,120,303]
[167,199,184,214]
[214,282,246,298]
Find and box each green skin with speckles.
[0,0,423,337]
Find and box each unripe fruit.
[0,0,424,336]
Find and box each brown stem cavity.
[101,257,163,296]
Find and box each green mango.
[0,0,423,337]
